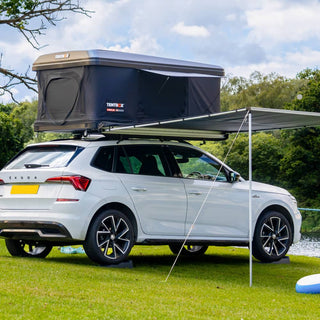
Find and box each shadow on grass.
[131,252,250,267]
[2,246,302,271]
[35,251,253,285]
[2,248,307,287]
[37,249,251,271]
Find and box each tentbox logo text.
[106,102,125,113]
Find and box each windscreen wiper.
[24,164,49,168]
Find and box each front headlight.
[289,195,301,219]
[289,194,300,213]
[290,195,297,205]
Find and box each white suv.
[0,138,301,264]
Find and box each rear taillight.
[46,176,91,191]
[0,179,4,185]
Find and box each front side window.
[116,145,170,177]
[5,145,82,170]
[169,145,228,182]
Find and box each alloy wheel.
[96,214,131,260]
[260,216,290,257]
[5,239,52,258]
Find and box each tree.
[0,105,24,168]
[280,68,320,208]
[221,71,305,111]
[0,100,73,168]
[0,101,15,113]
[287,68,320,113]
[0,0,91,102]
[0,101,38,168]
[10,99,38,142]
[197,132,283,185]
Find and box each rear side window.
[117,145,170,177]
[91,146,114,172]
[5,145,82,169]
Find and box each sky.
[1,0,320,103]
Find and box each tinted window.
[91,146,114,172]
[169,145,228,182]
[116,146,132,174]
[117,145,170,177]
[5,145,81,169]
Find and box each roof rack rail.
[72,130,228,143]
[73,132,191,144]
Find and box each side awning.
[101,107,320,140]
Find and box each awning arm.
[249,110,253,287]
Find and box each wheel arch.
[86,202,138,241]
[257,205,294,240]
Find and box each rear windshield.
[5,145,83,169]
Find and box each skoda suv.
[0,138,301,264]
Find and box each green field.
[0,240,319,319]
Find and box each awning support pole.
[249,111,253,287]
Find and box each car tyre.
[169,244,208,256]
[5,239,52,258]
[84,209,134,265]
[252,211,292,262]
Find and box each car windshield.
[5,145,82,169]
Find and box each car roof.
[23,137,237,174]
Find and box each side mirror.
[230,171,240,183]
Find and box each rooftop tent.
[32,50,224,132]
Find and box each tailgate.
[0,169,65,210]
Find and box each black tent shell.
[33,50,224,133]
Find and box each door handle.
[131,187,147,192]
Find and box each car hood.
[235,180,291,196]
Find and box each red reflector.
[56,198,79,202]
[46,176,91,191]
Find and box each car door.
[168,145,249,239]
[115,144,187,236]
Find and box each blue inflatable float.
[296,274,320,294]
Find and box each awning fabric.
[102,107,320,139]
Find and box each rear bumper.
[0,204,91,240]
[0,220,72,241]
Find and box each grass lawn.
[0,240,319,319]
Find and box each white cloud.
[105,35,161,55]
[246,0,320,45]
[227,61,296,79]
[172,22,210,38]
[281,48,320,74]
[226,47,320,78]
[39,0,134,52]
[0,88,18,104]
[226,14,237,22]
[21,94,36,103]
[0,38,38,70]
